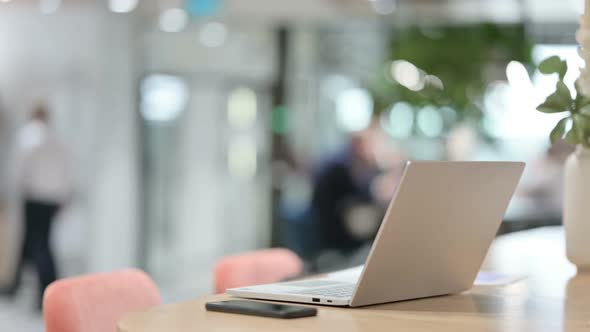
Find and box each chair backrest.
[214,248,304,293]
[43,269,161,332]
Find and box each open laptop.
[228,161,525,307]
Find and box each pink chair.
[43,269,161,332]
[214,248,304,293]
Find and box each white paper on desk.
[325,266,525,287]
[473,271,526,286]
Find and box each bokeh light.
[227,88,258,130]
[335,88,374,132]
[384,102,414,138]
[228,137,258,180]
[390,60,425,91]
[198,22,227,48]
[109,0,138,13]
[159,8,189,33]
[186,0,221,16]
[506,60,532,91]
[425,74,444,90]
[417,106,443,137]
[140,75,189,122]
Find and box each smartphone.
[205,300,318,319]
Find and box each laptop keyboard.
[287,284,355,298]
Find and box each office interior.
[0,0,584,330]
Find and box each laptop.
[227,161,525,307]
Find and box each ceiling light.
[109,0,139,13]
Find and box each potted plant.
[536,55,590,270]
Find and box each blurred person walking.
[1,104,74,309]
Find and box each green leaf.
[550,117,569,144]
[538,56,561,73]
[580,105,590,116]
[574,90,590,111]
[556,81,572,102]
[565,124,581,144]
[577,114,587,126]
[574,114,590,133]
[539,56,568,80]
[559,64,568,81]
[565,128,579,144]
[537,92,571,113]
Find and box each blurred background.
[0,0,584,329]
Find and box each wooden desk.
[118,227,590,332]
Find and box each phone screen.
[206,300,317,319]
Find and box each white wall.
[139,23,275,292]
[0,5,141,276]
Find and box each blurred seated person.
[310,118,405,256]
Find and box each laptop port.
[312,298,320,303]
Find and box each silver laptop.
[228,161,525,307]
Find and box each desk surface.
[118,227,590,332]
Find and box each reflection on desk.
[118,227,590,332]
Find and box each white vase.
[564,145,590,270]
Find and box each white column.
[86,13,140,272]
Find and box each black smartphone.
[205,300,318,319]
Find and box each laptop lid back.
[350,161,524,307]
